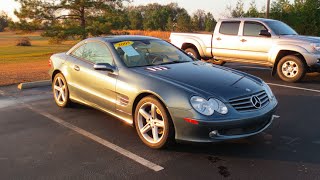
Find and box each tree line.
[227,0,320,36]
[0,0,319,42]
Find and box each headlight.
[190,96,228,116]
[311,43,320,52]
[262,82,274,99]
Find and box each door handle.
[240,39,247,42]
[74,65,80,71]
[216,37,222,41]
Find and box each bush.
[16,37,31,46]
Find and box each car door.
[68,41,117,112]
[238,21,273,63]
[212,21,241,59]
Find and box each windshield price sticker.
[121,46,140,57]
[114,41,134,48]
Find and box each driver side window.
[243,22,267,37]
[83,42,114,65]
[71,42,114,65]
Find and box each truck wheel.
[277,55,306,83]
[185,48,200,60]
[207,59,226,66]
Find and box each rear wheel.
[207,59,226,66]
[52,73,71,107]
[134,96,174,149]
[185,48,200,60]
[277,55,306,82]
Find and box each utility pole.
[266,0,271,18]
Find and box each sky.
[0,0,269,21]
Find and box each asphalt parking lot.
[1,64,320,180]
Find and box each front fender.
[269,44,309,64]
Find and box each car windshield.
[112,39,194,67]
[264,20,298,35]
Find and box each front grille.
[218,118,270,136]
[229,90,269,112]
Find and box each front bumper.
[310,62,320,72]
[302,52,320,69]
[169,100,278,143]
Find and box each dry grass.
[0,31,76,86]
[112,30,171,41]
[0,30,170,86]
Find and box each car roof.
[84,35,161,43]
[219,18,278,22]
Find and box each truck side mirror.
[259,30,271,37]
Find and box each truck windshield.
[265,20,298,35]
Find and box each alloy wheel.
[53,76,67,105]
[137,102,165,144]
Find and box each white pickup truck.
[170,18,320,82]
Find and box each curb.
[18,80,51,90]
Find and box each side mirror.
[259,30,271,37]
[93,63,114,72]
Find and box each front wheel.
[134,96,174,149]
[277,55,306,83]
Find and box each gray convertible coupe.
[49,35,278,149]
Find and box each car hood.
[280,35,320,43]
[134,61,263,101]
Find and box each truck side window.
[219,21,240,35]
[243,22,267,36]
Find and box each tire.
[277,55,306,83]
[207,59,226,66]
[52,73,72,108]
[134,96,174,149]
[185,48,201,60]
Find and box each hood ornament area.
[251,96,261,109]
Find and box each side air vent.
[145,66,169,72]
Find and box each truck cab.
[170,18,320,82]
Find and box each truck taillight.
[48,59,52,67]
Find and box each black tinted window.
[244,22,267,36]
[219,21,240,35]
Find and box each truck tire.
[277,55,306,83]
[185,48,200,60]
[207,59,226,66]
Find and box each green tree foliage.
[225,0,320,36]
[0,12,11,32]
[204,12,217,32]
[191,10,217,32]
[270,0,320,36]
[14,0,125,40]
[175,9,192,32]
[127,9,143,30]
[228,0,245,18]
[244,1,262,17]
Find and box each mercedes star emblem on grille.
[251,95,261,109]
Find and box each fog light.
[209,130,218,138]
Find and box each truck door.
[212,21,241,59]
[238,21,273,63]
